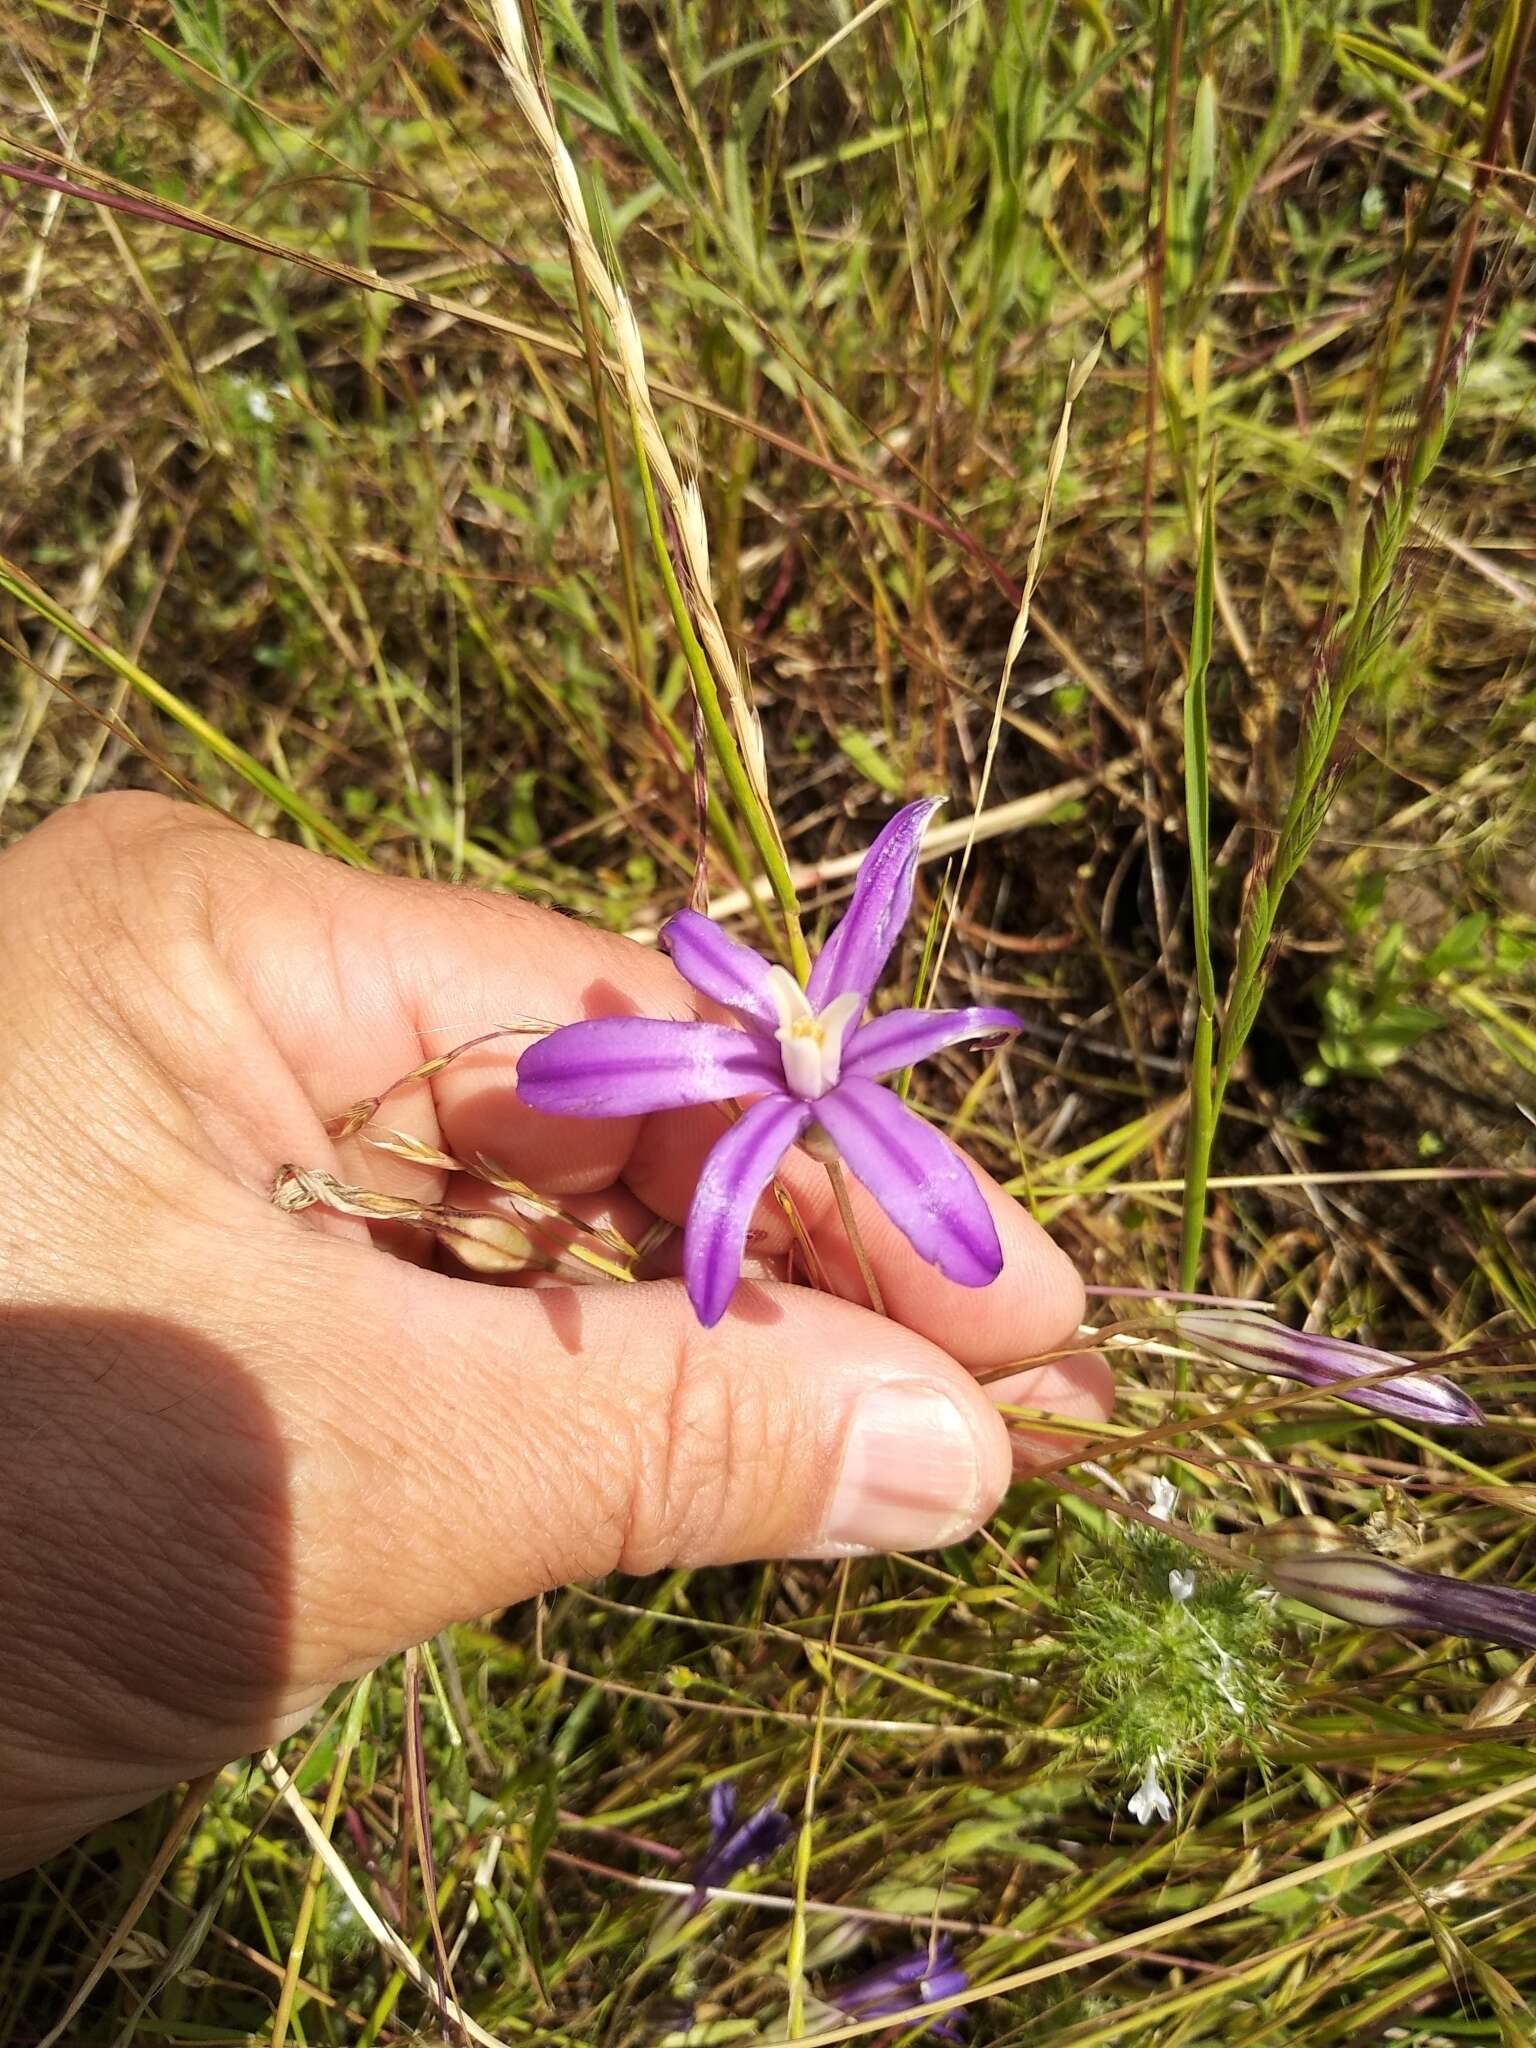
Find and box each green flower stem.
[626,400,810,982]
[1177,477,1217,1297]
[1179,1005,1214,1297]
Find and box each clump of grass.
[1179,316,1481,1287]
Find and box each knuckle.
[615,1323,774,1576]
[29,793,229,925]
[23,787,179,858]
[13,792,224,965]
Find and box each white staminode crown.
[766,966,862,1101]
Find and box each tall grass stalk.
[933,343,1100,991]
[1178,323,1476,1284]
[269,1676,373,2048]
[1177,475,1218,1292]
[486,0,807,973]
[627,393,807,970]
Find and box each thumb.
[269,1223,1016,1669]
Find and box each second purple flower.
[517,800,1024,1326]
[822,1938,969,2041]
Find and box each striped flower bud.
[1175,1308,1484,1428]
[1264,1548,1536,1654]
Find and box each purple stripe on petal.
[517,1018,783,1118]
[842,1005,1025,1082]
[1436,1577,1536,1652]
[814,1077,1002,1288]
[1176,1309,1486,1428]
[660,909,782,1031]
[806,798,942,1009]
[1266,1551,1536,1654]
[684,1094,813,1326]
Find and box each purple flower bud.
[826,1938,969,2042]
[1175,1309,1485,1428]
[1266,1549,1536,1653]
[687,1784,793,1903]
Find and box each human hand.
[0,793,1105,1873]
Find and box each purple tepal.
[826,1937,970,2041]
[687,1783,793,1906]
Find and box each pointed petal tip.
[688,1282,729,1329]
[1444,1386,1488,1428]
[658,907,781,1031]
[950,1235,1005,1289]
[902,792,945,827]
[685,1251,736,1328]
[806,798,945,1009]
[816,1078,1003,1289]
[682,1094,812,1327]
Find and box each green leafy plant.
[1066,1515,1286,1819]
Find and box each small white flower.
[1168,1568,1196,1603]
[1210,1655,1246,1715]
[245,386,274,422]
[1128,1755,1173,1826]
[1186,1610,1248,1715]
[1148,1476,1180,1523]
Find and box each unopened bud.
[1265,1548,1536,1654]
[1176,1309,1484,1428]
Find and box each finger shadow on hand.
[0,1310,295,1879]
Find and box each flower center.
[765,967,862,1101]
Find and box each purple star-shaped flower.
[824,1937,969,2041]
[516,800,1024,1327]
[688,1783,793,1905]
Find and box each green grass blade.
[0,551,367,864]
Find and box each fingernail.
[814,1380,990,1557]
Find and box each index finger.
[620,1099,1087,1372]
